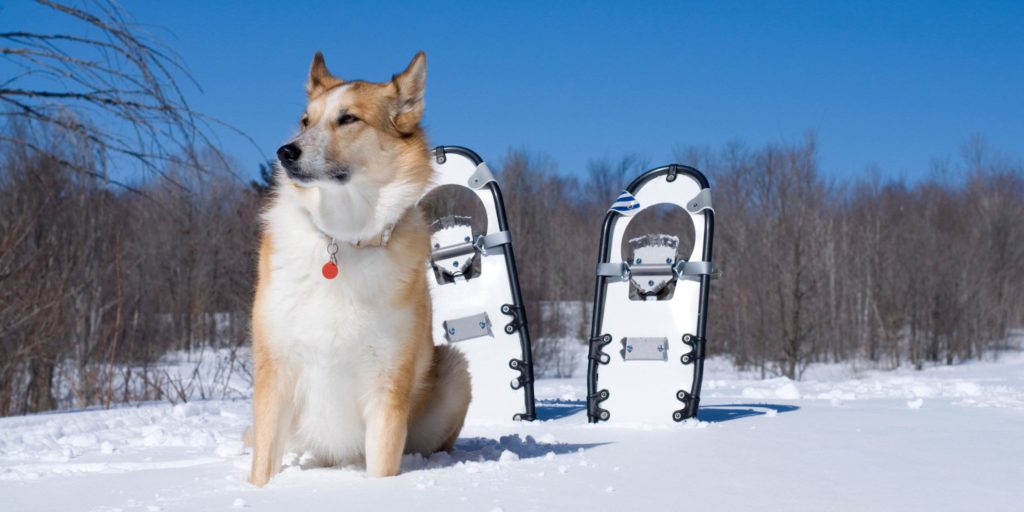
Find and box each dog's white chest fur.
[260,200,412,463]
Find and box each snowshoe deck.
[587,165,716,423]
[423,146,536,422]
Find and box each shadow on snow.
[535,398,587,421]
[398,434,609,472]
[533,399,800,424]
[697,403,800,423]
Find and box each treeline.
[499,136,1024,378]
[2,124,1022,415]
[0,125,258,416]
[696,136,1023,377]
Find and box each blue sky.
[3,1,1022,181]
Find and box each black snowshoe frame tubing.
[431,146,537,421]
[586,164,715,423]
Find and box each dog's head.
[276,52,432,242]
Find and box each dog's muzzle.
[277,143,301,170]
[277,143,317,183]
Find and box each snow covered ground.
[2,354,1023,512]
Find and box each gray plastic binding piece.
[685,188,714,214]
[468,163,496,190]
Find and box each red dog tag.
[322,261,339,280]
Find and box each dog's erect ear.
[306,51,343,97]
[391,51,426,135]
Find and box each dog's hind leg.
[406,345,472,456]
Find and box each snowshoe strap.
[596,262,631,280]
[430,230,512,261]
[474,230,511,255]
[596,261,718,280]
[674,261,716,278]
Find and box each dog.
[249,51,471,486]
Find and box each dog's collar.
[319,223,394,280]
[319,222,395,249]
[353,223,394,248]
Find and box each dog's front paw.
[249,470,271,487]
[366,467,400,478]
[365,457,402,478]
[249,461,277,487]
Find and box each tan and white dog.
[249,51,471,487]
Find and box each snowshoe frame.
[424,146,536,421]
[587,164,715,423]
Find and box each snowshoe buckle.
[628,234,680,296]
[430,216,476,280]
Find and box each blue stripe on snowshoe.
[609,191,640,215]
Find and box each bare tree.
[0,1,258,416]
[0,0,247,189]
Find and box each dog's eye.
[337,113,359,126]
[300,116,309,128]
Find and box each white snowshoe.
[587,164,716,423]
[422,146,536,422]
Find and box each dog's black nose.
[277,143,301,167]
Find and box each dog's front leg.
[364,390,409,477]
[249,355,292,487]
